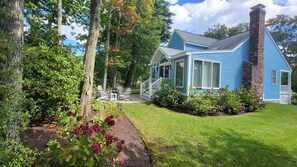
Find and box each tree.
[0,0,24,141]
[80,0,101,118]
[267,14,297,64]
[203,23,249,40]
[57,0,62,35]
[124,0,173,88]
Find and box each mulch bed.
[20,110,152,167]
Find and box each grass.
[123,102,297,167]
[131,88,140,94]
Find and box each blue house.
[140,4,292,104]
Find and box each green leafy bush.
[92,100,120,118]
[291,93,297,105]
[153,83,182,107]
[46,114,124,167]
[0,140,40,167]
[238,87,266,112]
[217,86,242,114]
[23,45,83,120]
[182,92,217,115]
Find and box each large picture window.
[175,60,184,87]
[193,60,220,88]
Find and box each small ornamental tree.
[47,113,125,167]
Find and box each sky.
[165,0,297,34]
[62,0,297,54]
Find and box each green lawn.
[123,103,297,167]
[131,88,140,94]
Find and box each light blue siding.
[185,43,207,51]
[263,30,291,100]
[168,32,184,50]
[172,56,188,94]
[189,41,250,91]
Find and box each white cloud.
[169,0,297,35]
[166,0,179,5]
[62,21,88,44]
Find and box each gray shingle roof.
[159,47,185,58]
[175,29,218,47]
[208,31,249,50]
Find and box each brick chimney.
[243,4,266,97]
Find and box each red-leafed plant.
[46,114,124,167]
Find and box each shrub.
[46,114,124,167]
[92,100,120,118]
[292,93,297,105]
[238,87,266,112]
[183,93,217,115]
[0,140,40,167]
[23,45,83,120]
[217,86,242,114]
[153,83,182,107]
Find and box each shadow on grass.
[148,128,297,167]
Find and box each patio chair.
[117,86,124,99]
[96,85,108,100]
[119,87,132,101]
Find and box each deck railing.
[140,77,172,98]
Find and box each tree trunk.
[112,65,117,89]
[125,43,137,88]
[0,0,24,142]
[57,0,62,35]
[103,9,112,90]
[80,0,101,118]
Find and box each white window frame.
[272,70,277,85]
[174,59,184,88]
[192,59,221,89]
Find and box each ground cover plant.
[123,102,297,167]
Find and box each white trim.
[174,59,184,88]
[263,99,280,102]
[187,55,191,96]
[191,58,221,89]
[264,28,292,72]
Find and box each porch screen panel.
[212,63,220,88]
[159,66,164,78]
[203,62,211,87]
[281,72,289,85]
[193,60,202,87]
[164,65,170,78]
[175,60,184,87]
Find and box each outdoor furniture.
[96,85,108,100]
[119,87,132,101]
[117,86,124,99]
[109,93,118,101]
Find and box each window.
[272,70,276,85]
[281,72,289,85]
[193,60,220,88]
[175,60,184,87]
[159,65,170,78]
